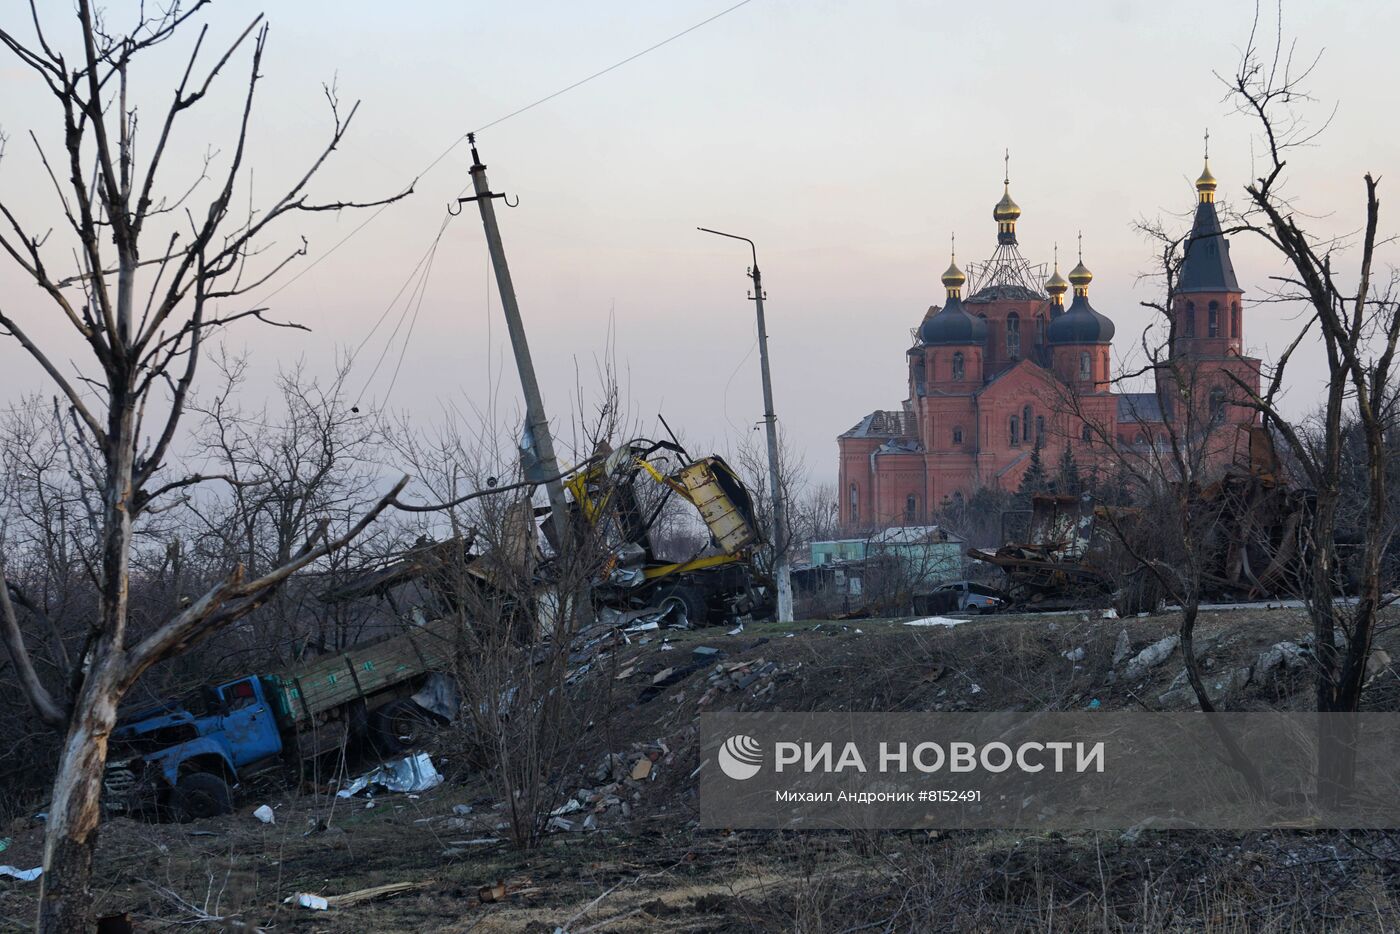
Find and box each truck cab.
[103,675,285,820]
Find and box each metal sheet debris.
[337,752,442,797]
[903,616,967,628]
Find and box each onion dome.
[1048,247,1115,345]
[920,293,989,345]
[921,246,988,345]
[1067,259,1093,293]
[993,184,1021,223]
[1196,158,1218,206]
[941,258,967,293]
[1046,248,1069,307]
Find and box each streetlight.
[698,227,793,623]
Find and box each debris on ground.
[289,892,329,911]
[0,866,41,882]
[324,881,432,907]
[903,616,966,628]
[337,752,442,797]
[252,804,275,824]
[1124,633,1180,680]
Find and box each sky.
[1,0,1396,488]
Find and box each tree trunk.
[36,661,122,932]
[36,393,137,932]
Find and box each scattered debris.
[289,893,329,911]
[630,758,653,781]
[1125,634,1180,680]
[253,804,276,824]
[479,881,507,903]
[324,881,432,908]
[0,865,42,882]
[1112,629,1133,665]
[652,667,675,685]
[337,752,442,798]
[903,616,966,628]
[1062,646,1087,662]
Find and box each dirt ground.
[3,607,1399,932]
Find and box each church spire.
[941,234,966,298]
[1045,242,1069,307]
[993,148,1021,244]
[1196,129,1218,204]
[1180,142,1240,294]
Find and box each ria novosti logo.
[718,734,763,780]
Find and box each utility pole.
[698,228,793,622]
[460,134,572,551]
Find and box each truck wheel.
[171,772,232,822]
[655,583,709,628]
[371,699,435,755]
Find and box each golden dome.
[1068,259,1093,289]
[993,184,1021,223]
[1046,265,1069,296]
[941,259,967,290]
[1196,158,1217,193]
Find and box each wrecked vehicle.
[561,438,774,628]
[969,428,1314,612]
[967,493,1124,612]
[103,620,456,821]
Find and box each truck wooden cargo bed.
[269,618,456,726]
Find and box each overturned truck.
[970,428,1314,612]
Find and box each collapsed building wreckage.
[969,427,1316,613]
[325,437,775,636]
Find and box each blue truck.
[102,619,455,821]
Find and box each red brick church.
[837,156,1261,530]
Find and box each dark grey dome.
[1047,294,1115,344]
[920,294,989,345]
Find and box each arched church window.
[1079,351,1091,380]
[1036,415,1046,440]
[952,351,965,381]
[952,426,963,444]
[1081,424,1093,442]
[1006,313,1021,359]
[1135,432,1148,445]
[1009,415,1020,445]
[1022,405,1032,442]
[1035,315,1046,346]
[905,494,918,522]
[1208,301,1220,338]
[1185,302,1196,338]
[1232,303,1241,338]
[849,483,859,524]
[1209,388,1226,423]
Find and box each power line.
[472,0,757,134]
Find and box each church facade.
[837,158,1261,530]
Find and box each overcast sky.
[1,0,1395,486]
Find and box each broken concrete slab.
[1112,629,1133,665]
[1125,634,1180,680]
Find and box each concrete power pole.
[698,228,794,622]
[460,135,572,551]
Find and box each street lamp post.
[698,227,793,623]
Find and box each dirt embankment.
[3,607,1398,932]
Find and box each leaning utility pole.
[698,228,793,622]
[460,134,572,550]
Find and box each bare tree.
[1220,11,1396,716]
[1212,8,1400,799]
[0,5,409,928]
